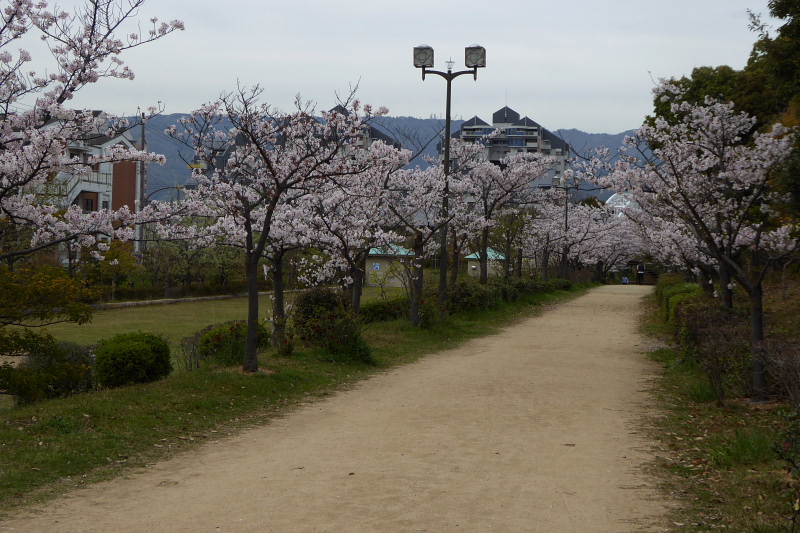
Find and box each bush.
[293,287,374,364]
[0,331,93,406]
[489,281,520,302]
[446,281,502,312]
[674,297,749,405]
[94,332,172,388]
[764,340,800,408]
[359,295,407,323]
[195,320,269,367]
[655,272,687,306]
[661,282,703,324]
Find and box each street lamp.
[413,44,486,309]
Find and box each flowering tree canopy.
[0,0,182,262]
[152,87,406,370]
[598,79,799,395]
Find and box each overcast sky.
[53,0,777,133]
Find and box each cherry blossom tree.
[464,152,553,283]
[0,0,182,263]
[383,163,472,326]
[600,80,799,395]
[300,140,410,313]
[152,87,399,371]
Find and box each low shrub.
[94,332,172,388]
[359,295,407,323]
[510,277,539,295]
[197,320,269,367]
[0,331,93,406]
[764,339,800,408]
[655,272,687,307]
[294,287,374,364]
[674,297,749,405]
[446,281,502,312]
[661,282,703,324]
[489,281,520,302]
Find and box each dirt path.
[1,285,669,533]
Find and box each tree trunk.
[349,254,366,314]
[559,244,569,280]
[479,227,489,284]
[409,233,424,327]
[516,248,523,279]
[503,241,513,283]
[720,267,733,309]
[449,234,460,286]
[697,265,715,296]
[243,254,260,372]
[541,248,550,281]
[271,251,289,355]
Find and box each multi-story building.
[48,115,144,248]
[453,106,571,188]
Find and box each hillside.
[140,115,636,202]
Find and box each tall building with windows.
[453,106,571,188]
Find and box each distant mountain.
[140,115,636,202]
[554,128,635,158]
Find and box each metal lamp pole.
[413,44,486,311]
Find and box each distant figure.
[636,263,645,285]
[621,276,629,285]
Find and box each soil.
[0,284,670,533]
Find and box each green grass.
[641,290,792,533]
[0,283,590,516]
[39,286,402,352]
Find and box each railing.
[60,171,112,203]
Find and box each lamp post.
[413,44,486,311]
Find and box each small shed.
[366,245,414,287]
[465,248,506,278]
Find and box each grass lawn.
[40,286,402,351]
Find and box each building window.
[84,198,94,211]
[102,200,109,210]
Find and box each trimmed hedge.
[359,295,407,323]
[94,332,172,388]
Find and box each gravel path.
[1,284,669,533]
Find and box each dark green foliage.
[195,320,269,367]
[446,281,504,312]
[94,332,172,388]
[293,287,374,364]
[0,331,93,406]
[359,295,408,323]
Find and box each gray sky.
[58,0,775,133]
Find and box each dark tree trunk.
[697,265,715,296]
[503,240,513,283]
[243,253,260,372]
[449,234,460,286]
[720,267,733,309]
[516,249,523,279]
[559,244,569,280]
[349,254,366,314]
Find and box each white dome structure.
[605,192,638,216]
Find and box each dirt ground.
[1,284,670,533]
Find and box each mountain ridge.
[140,114,636,201]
